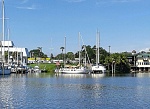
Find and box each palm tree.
[60,47,65,60]
[37,47,42,52]
[104,56,111,72]
[106,53,129,73]
[107,53,119,74]
[118,53,128,72]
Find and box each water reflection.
[0,74,27,109]
[90,74,106,78]
[0,76,13,109]
[56,73,106,78]
[56,74,89,78]
[134,73,150,77]
[1,73,150,108]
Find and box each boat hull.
[91,65,106,74]
[0,69,11,75]
[60,68,90,74]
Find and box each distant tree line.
[56,45,131,73]
[29,45,132,73]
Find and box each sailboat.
[60,33,90,74]
[91,30,106,74]
[0,0,11,75]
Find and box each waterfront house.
[0,41,29,65]
[127,50,150,72]
[136,52,150,72]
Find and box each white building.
[0,41,29,65]
[136,53,150,72]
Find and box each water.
[0,73,150,109]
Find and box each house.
[136,53,150,72]
[0,41,29,65]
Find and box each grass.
[28,63,57,73]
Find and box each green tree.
[30,49,47,58]
[86,45,95,62]
[105,53,130,73]
[60,47,64,60]
[55,54,62,60]
[66,52,74,60]
[99,47,109,64]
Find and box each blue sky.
[1,0,150,56]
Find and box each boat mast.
[84,45,86,67]
[64,36,66,67]
[78,32,81,68]
[96,29,100,65]
[80,36,86,67]
[2,0,5,62]
[96,30,98,66]
[7,29,10,64]
[98,30,100,64]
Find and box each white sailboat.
[60,33,90,74]
[91,30,106,74]
[0,0,11,75]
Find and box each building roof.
[0,41,29,57]
[1,41,14,47]
[137,53,150,58]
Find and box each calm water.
[0,73,150,109]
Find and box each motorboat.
[33,66,41,73]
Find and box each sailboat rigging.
[58,32,90,74]
[91,30,106,74]
[0,0,11,75]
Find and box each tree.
[55,53,62,60]
[50,53,54,59]
[30,49,47,58]
[66,52,74,60]
[60,47,64,60]
[86,45,95,61]
[104,53,130,73]
[99,47,109,64]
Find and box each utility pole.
[108,46,111,55]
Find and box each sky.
[0,0,150,56]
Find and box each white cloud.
[140,48,150,52]
[17,4,37,10]
[16,0,39,10]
